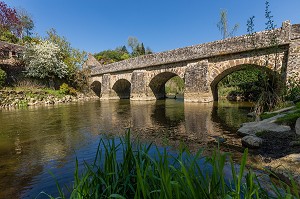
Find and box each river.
[0,99,254,198]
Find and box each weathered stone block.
[242,135,263,149]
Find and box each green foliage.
[46,28,87,78]
[237,1,283,115]
[17,99,28,107]
[285,72,300,101]
[94,37,153,65]
[0,68,7,88]
[260,112,278,120]
[70,69,90,93]
[59,83,77,96]
[220,67,261,87]
[218,67,264,101]
[41,88,64,98]
[94,49,130,65]
[275,110,300,127]
[46,132,299,199]
[0,29,19,43]
[16,8,34,37]
[165,76,184,94]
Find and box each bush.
[285,72,300,101]
[59,83,77,96]
[70,69,90,92]
[0,69,7,88]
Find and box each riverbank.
[252,130,300,186]
[0,88,98,109]
[234,105,300,187]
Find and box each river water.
[0,99,254,198]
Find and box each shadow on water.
[0,99,256,198]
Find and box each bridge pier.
[184,60,214,103]
[130,70,156,101]
[100,74,111,100]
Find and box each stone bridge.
[89,21,300,102]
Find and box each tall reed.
[42,131,299,199]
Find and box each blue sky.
[4,0,300,54]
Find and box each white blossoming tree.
[23,40,68,86]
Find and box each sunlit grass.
[41,131,299,199]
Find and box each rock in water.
[241,135,263,149]
[237,114,291,136]
[295,117,300,135]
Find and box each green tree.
[16,8,34,37]
[0,68,7,88]
[0,30,18,43]
[145,47,153,54]
[127,36,152,57]
[127,36,139,53]
[241,0,281,114]
[46,28,87,78]
[94,48,130,65]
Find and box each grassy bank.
[42,132,299,199]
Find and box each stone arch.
[112,79,131,99]
[90,81,101,97]
[149,72,183,99]
[210,64,279,101]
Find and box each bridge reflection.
[0,100,253,197]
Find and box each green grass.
[260,112,279,120]
[275,110,300,127]
[41,131,299,199]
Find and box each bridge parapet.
[92,21,295,76]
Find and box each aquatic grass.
[45,131,300,199]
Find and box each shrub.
[70,68,90,92]
[59,83,77,96]
[0,69,7,88]
[23,40,68,80]
[285,72,300,101]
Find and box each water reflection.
[0,99,253,198]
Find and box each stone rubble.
[0,90,98,109]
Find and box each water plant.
[41,131,299,199]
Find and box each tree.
[0,1,22,38]
[145,47,153,55]
[16,8,34,37]
[243,1,281,115]
[127,36,139,53]
[46,28,87,78]
[94,48,130,65]
[128,37,152,57]
[23,40,68,83]
[217,9,239,39]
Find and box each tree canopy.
[94,37,153,65]
[0,1,34,43]
[23,40,68,79]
